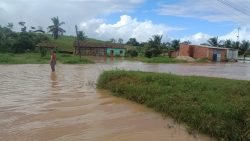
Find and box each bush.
[40,47,47,57]
[127,49,138,57]
[144,48,162,58]
[144,50,152,58]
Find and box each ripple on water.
[2,62,249,141]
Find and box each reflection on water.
[1,61,250,141]
[50,72,58,89]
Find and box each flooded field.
[1,60,250,141]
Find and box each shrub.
[127,49,138,57]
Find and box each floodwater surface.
[1,60,250,141]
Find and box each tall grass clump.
[97,70,250,141]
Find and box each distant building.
[73,41,126,57]
[170,43,238,62]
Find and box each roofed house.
[171,43,238,62]
[73,41,126,57]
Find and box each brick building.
[171,43,238,62]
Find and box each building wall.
[227,49,238,60]
[208,48,227,61]
[170,50,179,58]
[179,43,190,56]
[191,45,209,59]
[178,44,228,61]
[107,48,126,57]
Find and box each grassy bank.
[97,70,250,141]
[0,53,93,64]
[127,56,187,63]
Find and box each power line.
[217,0,250,17]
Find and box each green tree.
[145,35,163,57]
[6,23,14,30]
[224,39,233,48]
[171,39,180,51]
[34,26,45,33]
[0,26,17,52]
[110,38,116,43]
[126,38,139,46]
[239,40,250,55]
[207,37,223,47]
[118,38,123,44]
[78,31,87,41]
[48,16,65,39]
[182,40,191,44]
[18,22,26,32]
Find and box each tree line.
[0,16,69,53]
[1,16,249,57]
[123,35,250,58]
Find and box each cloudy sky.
[1,0,250,43]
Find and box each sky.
[1,0,250,44]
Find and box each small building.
[171,43,238,62]
[73,41,126,57]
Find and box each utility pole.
[237,27,240,43]
[75,25,81,59]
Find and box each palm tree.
[48,16,65,39]
[6,23,14,30]
[207,37,223,47]
[224,39,232,48]
[171,39,180,51]
[239,40,250,55]
[150,35,162,46]
[18,21,26,32]
[145,35,163,57]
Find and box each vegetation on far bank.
[1,17,250,64]
[0,53,93,64]
[97,70,250,141]
[126,56,187,63]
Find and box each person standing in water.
[50,50,57,72]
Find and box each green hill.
[47,35,106,52]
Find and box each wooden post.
[75,25,81,59]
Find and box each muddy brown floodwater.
[1,60,250,141]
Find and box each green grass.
[57,53,94,64]
[97,70,250,141]
[127,56,187,63]
[196,58,211,63]
[48,35,75,52]
[0,53,93,64]
[48,35,107,52]
[0,53,50,64]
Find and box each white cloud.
[181,32,211,44]
[79,15,183,42]
[0,0,145,34]
[158,0,250,24]
[220,26,250,41]
[181,26,250,44]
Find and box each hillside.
[47,35,106,52]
